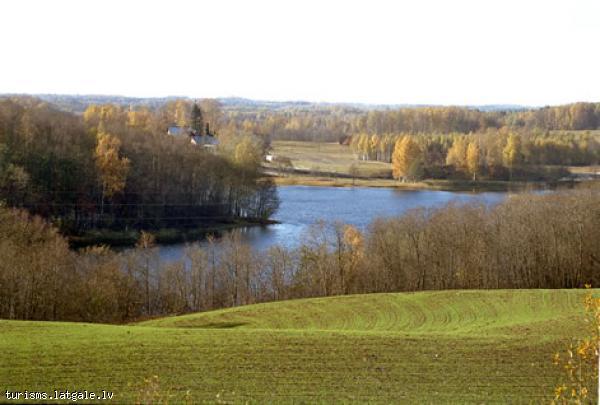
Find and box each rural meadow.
[2,0,600,403]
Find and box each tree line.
[2,184,598,323]
[24,95,600,134]
[223,102,600,142]
[0,97,278,236]
[349,129,599,182]
[224,102,600,182]
[7,95,600,143]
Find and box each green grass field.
[1,290,594,403]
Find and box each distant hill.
[0,93,530,113]
[0,94,186,113]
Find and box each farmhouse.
[167,124,219,148]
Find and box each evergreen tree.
[191,103,204,133]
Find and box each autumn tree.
[84,104,127,129]
[370,134,380,160]
[127,107,152,130]
[174,100,189,127]
[95,131,130,216]
[466,141,480,180]
[446,136,468,171]
[552,287,599,403]
[392,136,423,181]
[233,134,264,170]
[341,225,364,293]
[355,133,370,160]
[503,133,523,180]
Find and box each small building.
[191,133,218,147]
[167,125,219,148]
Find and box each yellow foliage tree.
[342,224,364,293]
[357,133,370,160]
[174,100,189,127]
[343,225,364,258]
[392,136,422,181]
[370,134,380,160]
[127,108,152,129]
[503,133,523,179]
[446,136,468,171]
[95,131,130,214]
[84,104,126,128]
[83,105,101,125]
[234,135,263,170]
[552,287,599,403]
[466,141,480,180]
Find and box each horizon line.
[5,92,600,109]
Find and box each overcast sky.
[1,0,598,106]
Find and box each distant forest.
[7,93,600,137]
[223,99,599,181]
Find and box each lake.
[157,186,508,261]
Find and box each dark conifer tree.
[191,102,204,133]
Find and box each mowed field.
[269,140,392,178]
[268,140,599,188]
[1,290,594,403]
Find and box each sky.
[1,0,599,106]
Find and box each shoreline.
[67,178,592,249]
[68,218,279,249]
[271,174,576,192]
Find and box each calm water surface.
[157,186,508,261]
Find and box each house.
[167,125,219,148]
[191,133,218,147]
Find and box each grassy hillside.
[2,290,594,403]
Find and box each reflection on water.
[157,186,508,261]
